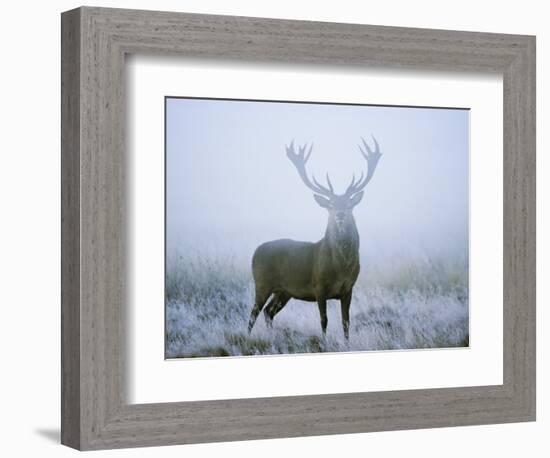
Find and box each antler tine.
[345,136,382,196]
[345,171,364,196]
[304,143,313,163]
[312,175,324,190]
[371,135,380,155]
[358,140,367,159]
[312,173,335,195]
[325,173,334,194]
[286,141,335,198]
[358,137,369,159]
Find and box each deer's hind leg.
[317,298,328,336]
[263,292,290,328]
[248,286,271,333]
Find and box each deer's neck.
[323,218,360,265]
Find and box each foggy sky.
[166,97,469,261]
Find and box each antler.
[344,136,382,196]
[286,141,335,198]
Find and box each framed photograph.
[164,97,470,358]
[61,6,535,450]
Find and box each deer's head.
[286,137,382,231]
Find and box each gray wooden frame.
[61,6,536,451]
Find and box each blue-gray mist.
[165,97,469,358]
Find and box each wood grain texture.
[60,7,81,449]
[60,6,536,450]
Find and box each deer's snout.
[335,211,346,223]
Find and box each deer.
[247,136,382,340]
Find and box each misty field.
[165,248,469,358]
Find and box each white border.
[127,56,503,404]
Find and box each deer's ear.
[313,194,331,209]
[350,191,364,207]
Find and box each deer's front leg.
[317,298,328,335]
[340,290,352,340]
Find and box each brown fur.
[247,138,381,339]
[248,203,361,339]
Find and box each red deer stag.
[248,137,382,339]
